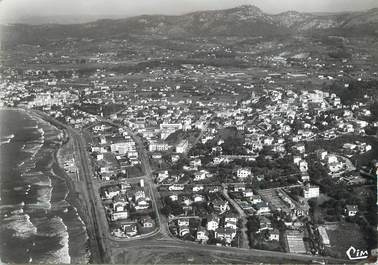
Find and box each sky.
[1,0,378,23]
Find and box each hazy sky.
[1,0,378,23]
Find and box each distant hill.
[1,5,377,45]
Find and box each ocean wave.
[21,142,44,159]
[21,172,52,187]
[0,213,37,239]
[28,186,52,210]
[34,217,71,264]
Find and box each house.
[224,213,238,223]
[181,196,193,206]
[258,216,273,232]
[328,161,343,173]
[326,154,338,164]
[194,170,210,181]
[293,156,302,165]
[196,227,209,242]
[178,218,190,227]
[122,223,138,237]
[254,201,271,215]
[301,173,310,182]
[192,185,204,192]
[169,184,185,191]
[318,226,330,246]
[176,140,189,153]
[207,214,220,231]
[207,186,221,193]
[303,184,320,199]
[190,158,202,167]
[242,189,254,198]
[104,186,121,199]
[141,217,155,228]
[250,195,263,204]
[112,197,128,212]
[215,227,237,243]
[149,141,169,152]
[134,190,150,210]
[169,194,179,201]
[212,199,229,213]
[111,209,129,221]
[298,160,308,172]
[236,167,252,179]
[233,183,246,192]
[156,170,169,183]
[225,220,238,230]
[171,154,180,163]
[135,198,150,210]
[268,229,280,241]
[345,205,358,217]
[193,194,205,202]
[178,225,190,237]
[292,143,306,154]
[316,149,328,161]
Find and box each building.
[196,227,209,242]
[111,210,129,221]
[303,184,320,199]
[122,223,138,237]
[149,140,169,152]
[345,205,358,217]
[179,225,190,237]
[207,214,220,231]
[236,167,252,179]
[176,140,189,153]
[318,226,330,246]
[268,229,280,241]
[141,217,155,228]
[215,227,236,243]
[298,160,308,172]
[110,141,136,155]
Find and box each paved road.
[222,184,249,249]
[96,118,171,238]
[110,237,349,264]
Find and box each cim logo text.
[346,246,369,260]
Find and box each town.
[0,4,377,264]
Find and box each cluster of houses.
[167,192,241,246]
[90,124,140,180]
[101,179,156,238]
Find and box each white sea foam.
[35,217,71,264]
[0,213,37,239]
[21,172,52,187]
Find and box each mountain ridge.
[1,4,377,45]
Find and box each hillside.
[1,5,377,45]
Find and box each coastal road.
[32,110,110,263]
[110,237,349,264]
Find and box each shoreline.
[13,108,94,264]
[25,108,103,263]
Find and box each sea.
[0,109,90,264]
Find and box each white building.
[303,184,320,199]
[176,140,189,153]
[237,167,252,179]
